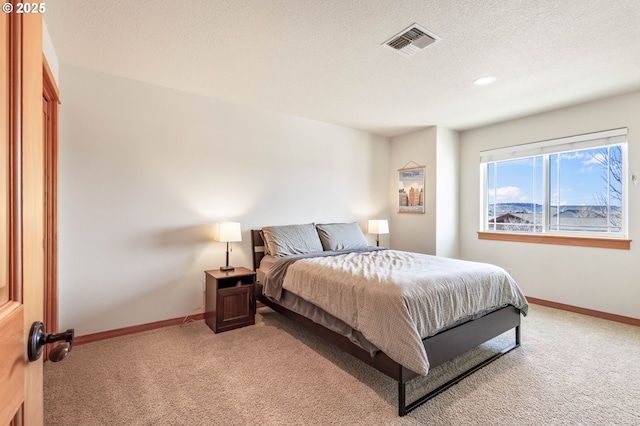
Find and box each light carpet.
[44,304,640,425]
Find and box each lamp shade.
[367,219,389,235]
[213,222,242,243]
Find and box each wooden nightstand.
[204,267,256,333]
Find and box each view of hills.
[487,203,622,232]
[488,203,620,218]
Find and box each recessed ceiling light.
[473,76,496,86]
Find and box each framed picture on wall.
[398,165,425,214]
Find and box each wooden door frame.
[42,56,59,342]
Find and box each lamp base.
[219,265,235,272]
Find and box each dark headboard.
[250,230,266,272]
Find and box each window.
[480,129,628,239]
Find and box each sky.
[399,168,424,191]
[487,146,621,206]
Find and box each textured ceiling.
[43,0,640,137]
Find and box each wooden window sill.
[477,232,631,250]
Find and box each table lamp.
[213,222,242,271]
[367,219,389,247]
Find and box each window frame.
[479,128,630,249]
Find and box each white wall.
[389,127,437,254]
[58,64,390,335]
[435,127,459,258]
[388,126,459,257]
[459,90,640,320]
[42,20,59,82]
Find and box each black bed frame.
[251,230,522,416]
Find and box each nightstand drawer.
[204,267,256,333]
[216,286,255,332]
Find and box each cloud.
[583,153,607,166]
[495,186,522,202]
[562,152,585,160]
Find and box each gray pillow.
[261,224,324,258]
[259,230,270,255]
[315,222,368,251]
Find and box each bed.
[251,223,528,416]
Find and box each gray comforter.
[263,249,528,376]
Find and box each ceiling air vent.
[382,23,439,57]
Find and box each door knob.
[28,321,75,362]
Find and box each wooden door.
[0,9,45,425]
